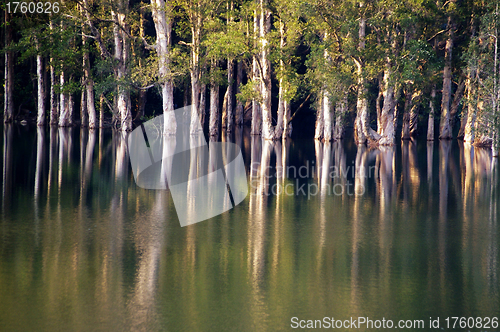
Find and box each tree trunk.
[83,37,97,128]
[353,10,378,144]
[49,19,58,125]
[209,60,220,137]
[199,83,206,127]
[333,93,347,140]
[251,6,262,136]
[409,89,421,137]
[323,90,333,141]
[68,91,74,126]
[4,10,14,123]
[235,61,244,126]
[58,72,70,127]
[378,62,396,145]
[314,98,324,140]
[99,94,105,128]
[81,84,88,127]
[439,17,454,140]
[36,45,45,126]
[259,0,274,140]
[226,59,234,131]
[151,0,176,135]
[428,86,436,141]
[275,18,287,139]
[402,89,412,140]
[113,1,132,132]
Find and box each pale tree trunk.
[428,86,436,141]
[113,0,132,131]
[235,61,244,125]
[283,98,292,138]
[151,0,176,135]
[209,59,220,137]
[68,91,74,126]
[259,0,274,140]
[36,40,45,126]
[323,90,333,141]
[190,23,202,134]
[251,5,262,135]
[99,94,105,128]
[378,60,396,145]
[402,90,411,140]
[463,77,476,143]
[49,19,58,125]
[81,83,88,126]
[275,18,287,139]
[199,83,206,127]
[59,72,70,127]
[4,10,14,123]
[353,8,378,144]
[450,77,465,128]
[410,89,421,137]
[439,16,454,139]
[314,99,324,140]
[221,89,228,129]
[333,93,348,140]
[227,60,234,131]
[83,33,97,128]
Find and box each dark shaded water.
[0,124,499,331]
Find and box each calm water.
[0,124,499,331]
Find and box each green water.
[0,125,499,331]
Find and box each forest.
[1,0,500,155]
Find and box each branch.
[427,29,449,42]
[288,93,312,124]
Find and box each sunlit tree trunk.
[378,59,396,145]
[251,5,261,136]
[151,0,176,135]
[333,93,347,140]
[439,16,454,139]
[113,1,132,131]
[235,61,244,126]
[209,59,220,137]
[463,68,477,143]
[58,72,70,127]
[427,86,436,141]
[259,0,274,140]
[323,90,333,141]
[36,39,45,126]
[314,98,324,140]
[275,18,287,139]
[4,10,14,123]
[83,33,97,129]
[354,7,378,144]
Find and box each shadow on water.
[0,124,499,331]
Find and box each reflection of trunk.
[2,125,13,209]
[4,11,14,123]
[235,61,244,126]
[439,18,454,139]
[259,0,274,140]
[209,60,220,137]
[151,0,176,135]
[427,86,436,141]
[35,128,45,196]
